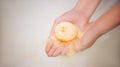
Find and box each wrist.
[72,0,101,19]
[72,8,89,20]
[90,23,103,38]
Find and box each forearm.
[73,0,101,19]
[95,2,120,35]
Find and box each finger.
[45,40,53,53]
[48,45,58,57]
[61,47,68,55]
[52,47,62,57]
[80,23,98,49]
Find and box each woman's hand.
[45,9,100,57]
[45,0,120,57]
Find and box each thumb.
[79,23,101,50]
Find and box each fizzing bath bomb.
[55,22,78,42]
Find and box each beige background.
[0,0,120,67]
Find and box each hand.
[45,0,102,57]
[45,0,120,57]
[45,10,100,57]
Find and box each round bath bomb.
[55,22,78,41]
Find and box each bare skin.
[45,0,120,57]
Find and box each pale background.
[0,0,120,67]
